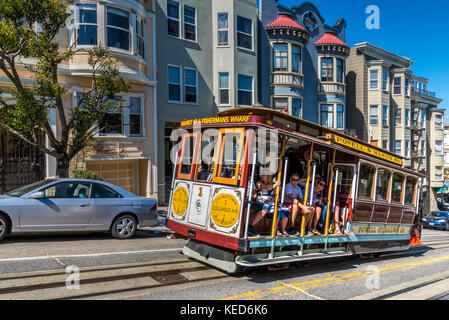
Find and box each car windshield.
[426,211,449,218]
[5,179,57,197]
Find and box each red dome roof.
[315,32,349,48]
[266,14,309,34]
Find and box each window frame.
[176,132,201,180]
[320,104,334,128]
[370,69,379,90]
[273,43,288,72]
[237,73,254,107]
[106,6,131,52]
[336,104,345,129]
[184,67,198,104]
[369,105,379,125]
[73,3,98,47]
[336,58,345,83]
[168,64,182,103]
[212,128,246,186]
[218,72,230,106]
[393,77,402,95]
[404,177,417,207]
[236,15,253,51]
[357,163,376,201]
[167,0,180,38]
[183,4,197,42]
[292,44,302,74]
[320,57,334,82]
[391,172,405,205]
[382,70,389,91]
[217,12,229,47]
[375,168,391,203]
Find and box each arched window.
[358,164,375,199]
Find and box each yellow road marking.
[221,254,449,300]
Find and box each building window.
[336,58,344,83]
[394,77,401,95]
[107,7,130,51]
[358,164,375,199]
[394,140,402,156]
[421,140,426,154]
[435,140,443,155]
[405,78,410,96]
[237,74,253,106]
[217,13,229,46]
[292,45,302,73]
[292,98,301,118]
[320,104,333,128]
[382,71,388,91]
[337,104,344,129]
[168,65,181,102]
[369,105,378,125]
[395,109,402,127]
[218,72,229,105]
[273,43,288,71]
[436,114,443,129]
[382,140,389,150]
[184,5,196,41]
[273,98,288,113]
[370,70,379,90]
[405,139,410,158]
[382,105,388,126]
[237,16,253,51]
[184,68,198,103]
[135,16,144,57]
[436,166,443,180]
[421,110,426,128]
[100,97,123,135]
[75,3,98,46]
[167,1,180,37]
[391,173,404,203]
[129,97,142,136]
[405,109,410,127]
[320,58,333,82]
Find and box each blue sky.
[276,0,449,122]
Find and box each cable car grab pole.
[324,150,336,237]
[271,135,287,239]
[301,143,315,237]
[244,151,258,239]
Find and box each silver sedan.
[0,179,158,240]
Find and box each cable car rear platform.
[183,232,412,274]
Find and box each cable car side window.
[391,173,405,204]
[212,128,245,185]
[404,177,417,206]
[375,168,391,202]
[358,164,375,200]
[177,132,200,180]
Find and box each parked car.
[0,179,158,241]
[422,211,449,231]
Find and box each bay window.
[394,77,401,95]
[292,45,302,73]
[237,16,253,51]
[320,58,333,82]
[292,98,302,118]
[369,105,379,125]
[382,71,388,90]
[135,16,144,57]
[273,43,288,71]
[336,58,344,83]
[320,104,333,128]
[337,104,344,128]
[107,7,130,51]
[273,98,288,113]
[75,3,97,46]
[370,70,379,90]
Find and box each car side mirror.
[28,191,45,199]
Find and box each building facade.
[346,42,444,210]
[0,0,158,197]
[444,124,449,181]
[156,0,259,203]
[259,0,350,132]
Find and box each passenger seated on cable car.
[322,181,342,235]
[247,175,290,237]
[284,172,312,236]
[308,179,326,236]
[376,186,385,201]
[197,161,213,181]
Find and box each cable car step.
[235,250,353,268]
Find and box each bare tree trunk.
[55,158,70,178]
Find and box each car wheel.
[111,215,137,239]
[0,215,8,241]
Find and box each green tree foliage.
[0,0,131,177]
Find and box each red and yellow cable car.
[166,107,424,273]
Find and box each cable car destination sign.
[327,134,403,166]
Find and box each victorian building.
[259,0,350,132]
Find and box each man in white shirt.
[284,173,311,235]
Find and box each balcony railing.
[318,82,346,95]
[270,72,303,88]
[412,87,436,98]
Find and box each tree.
[0,0,131,177]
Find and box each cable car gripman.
[166,107,424,273]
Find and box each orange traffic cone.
[410,236,422,246]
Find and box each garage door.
[86,161,137,194]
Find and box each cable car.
[166,107,424,273]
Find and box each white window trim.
[382,105,389,127]
[167,0,181,39]
[134,15,145,58]
[336,104,345,129]
[369,105,379,126]
[183,67,199,105]
[218,72,230,106]
[393,77,402,96]
[394,140,402,157]
[237,73,254,107]
[236,15,254,52]
[382,70,389,92]
[291,44,302,74]
[319,56,334,82]
[217,12,229,47]
[183,4,197,43]
[106,6,132,53]
[370,69,379,90]
[319,103,334,129]
[167,64,182,103]
[70,2,99,49]
[292,97,303,119]
[128,94,146,137]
